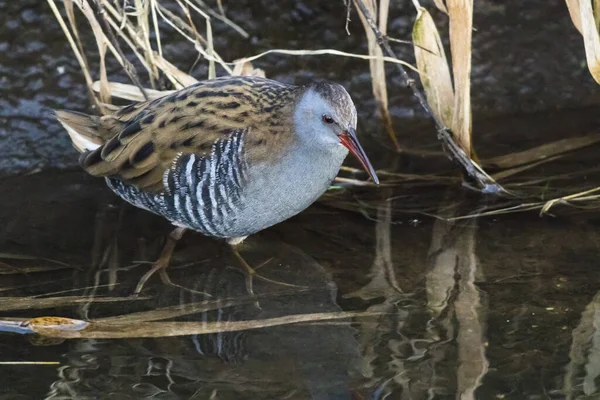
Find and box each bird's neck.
[276,138,348,191]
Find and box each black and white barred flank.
[106,130,248,238]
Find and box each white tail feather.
[59,121,101,152]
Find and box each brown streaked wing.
[79,76,301,194]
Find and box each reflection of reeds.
[426,189,489,399]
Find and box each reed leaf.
[412,7,454,128]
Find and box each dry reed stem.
[193,0,248,38]
[53,0,235,109]
[47,0,99,107]
[411,0,474,153]
[100,2,154,75]
[237,48,419,70]
[150,0,163,57]
[354,0,401,151]
[63,1,92,89]
[89,0,150,100]
[175,0,216,78]
[447,0,473,155]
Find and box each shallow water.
[1,168,600,399]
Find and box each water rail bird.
[56,75,379,293]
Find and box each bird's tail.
[55,110,107,153]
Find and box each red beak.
[338,128,379,184]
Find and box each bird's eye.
[322,114,335,124]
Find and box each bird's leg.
[228,237,306,297]
[134,226,186,295]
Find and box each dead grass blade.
[445,203,544,220]
[232,58,266,77]
[412,6,454,128]
[491,155,563,181]
[92,81,172,101]
[443,183,600,220]
[433,0,448,13]
[63,0,91,90]
[135,0,158,88]
[25,311,380,339]
[541,186,600,214]
[150,0,163,58]
[154,54,200,87]
[354,0,401,151]
[595,0,600,30]
[192,0,249,38]
[482,133,600,169]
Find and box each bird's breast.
[227,143,348,237]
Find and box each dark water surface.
[2,169,600,399]
[3,0,600,399]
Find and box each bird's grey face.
[295,82,379,184]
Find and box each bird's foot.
[230,248,307,298]
[133,227,209,297]
[134,258,168,295]
[155,269,212,298]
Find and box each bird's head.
[294,81,379,184]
